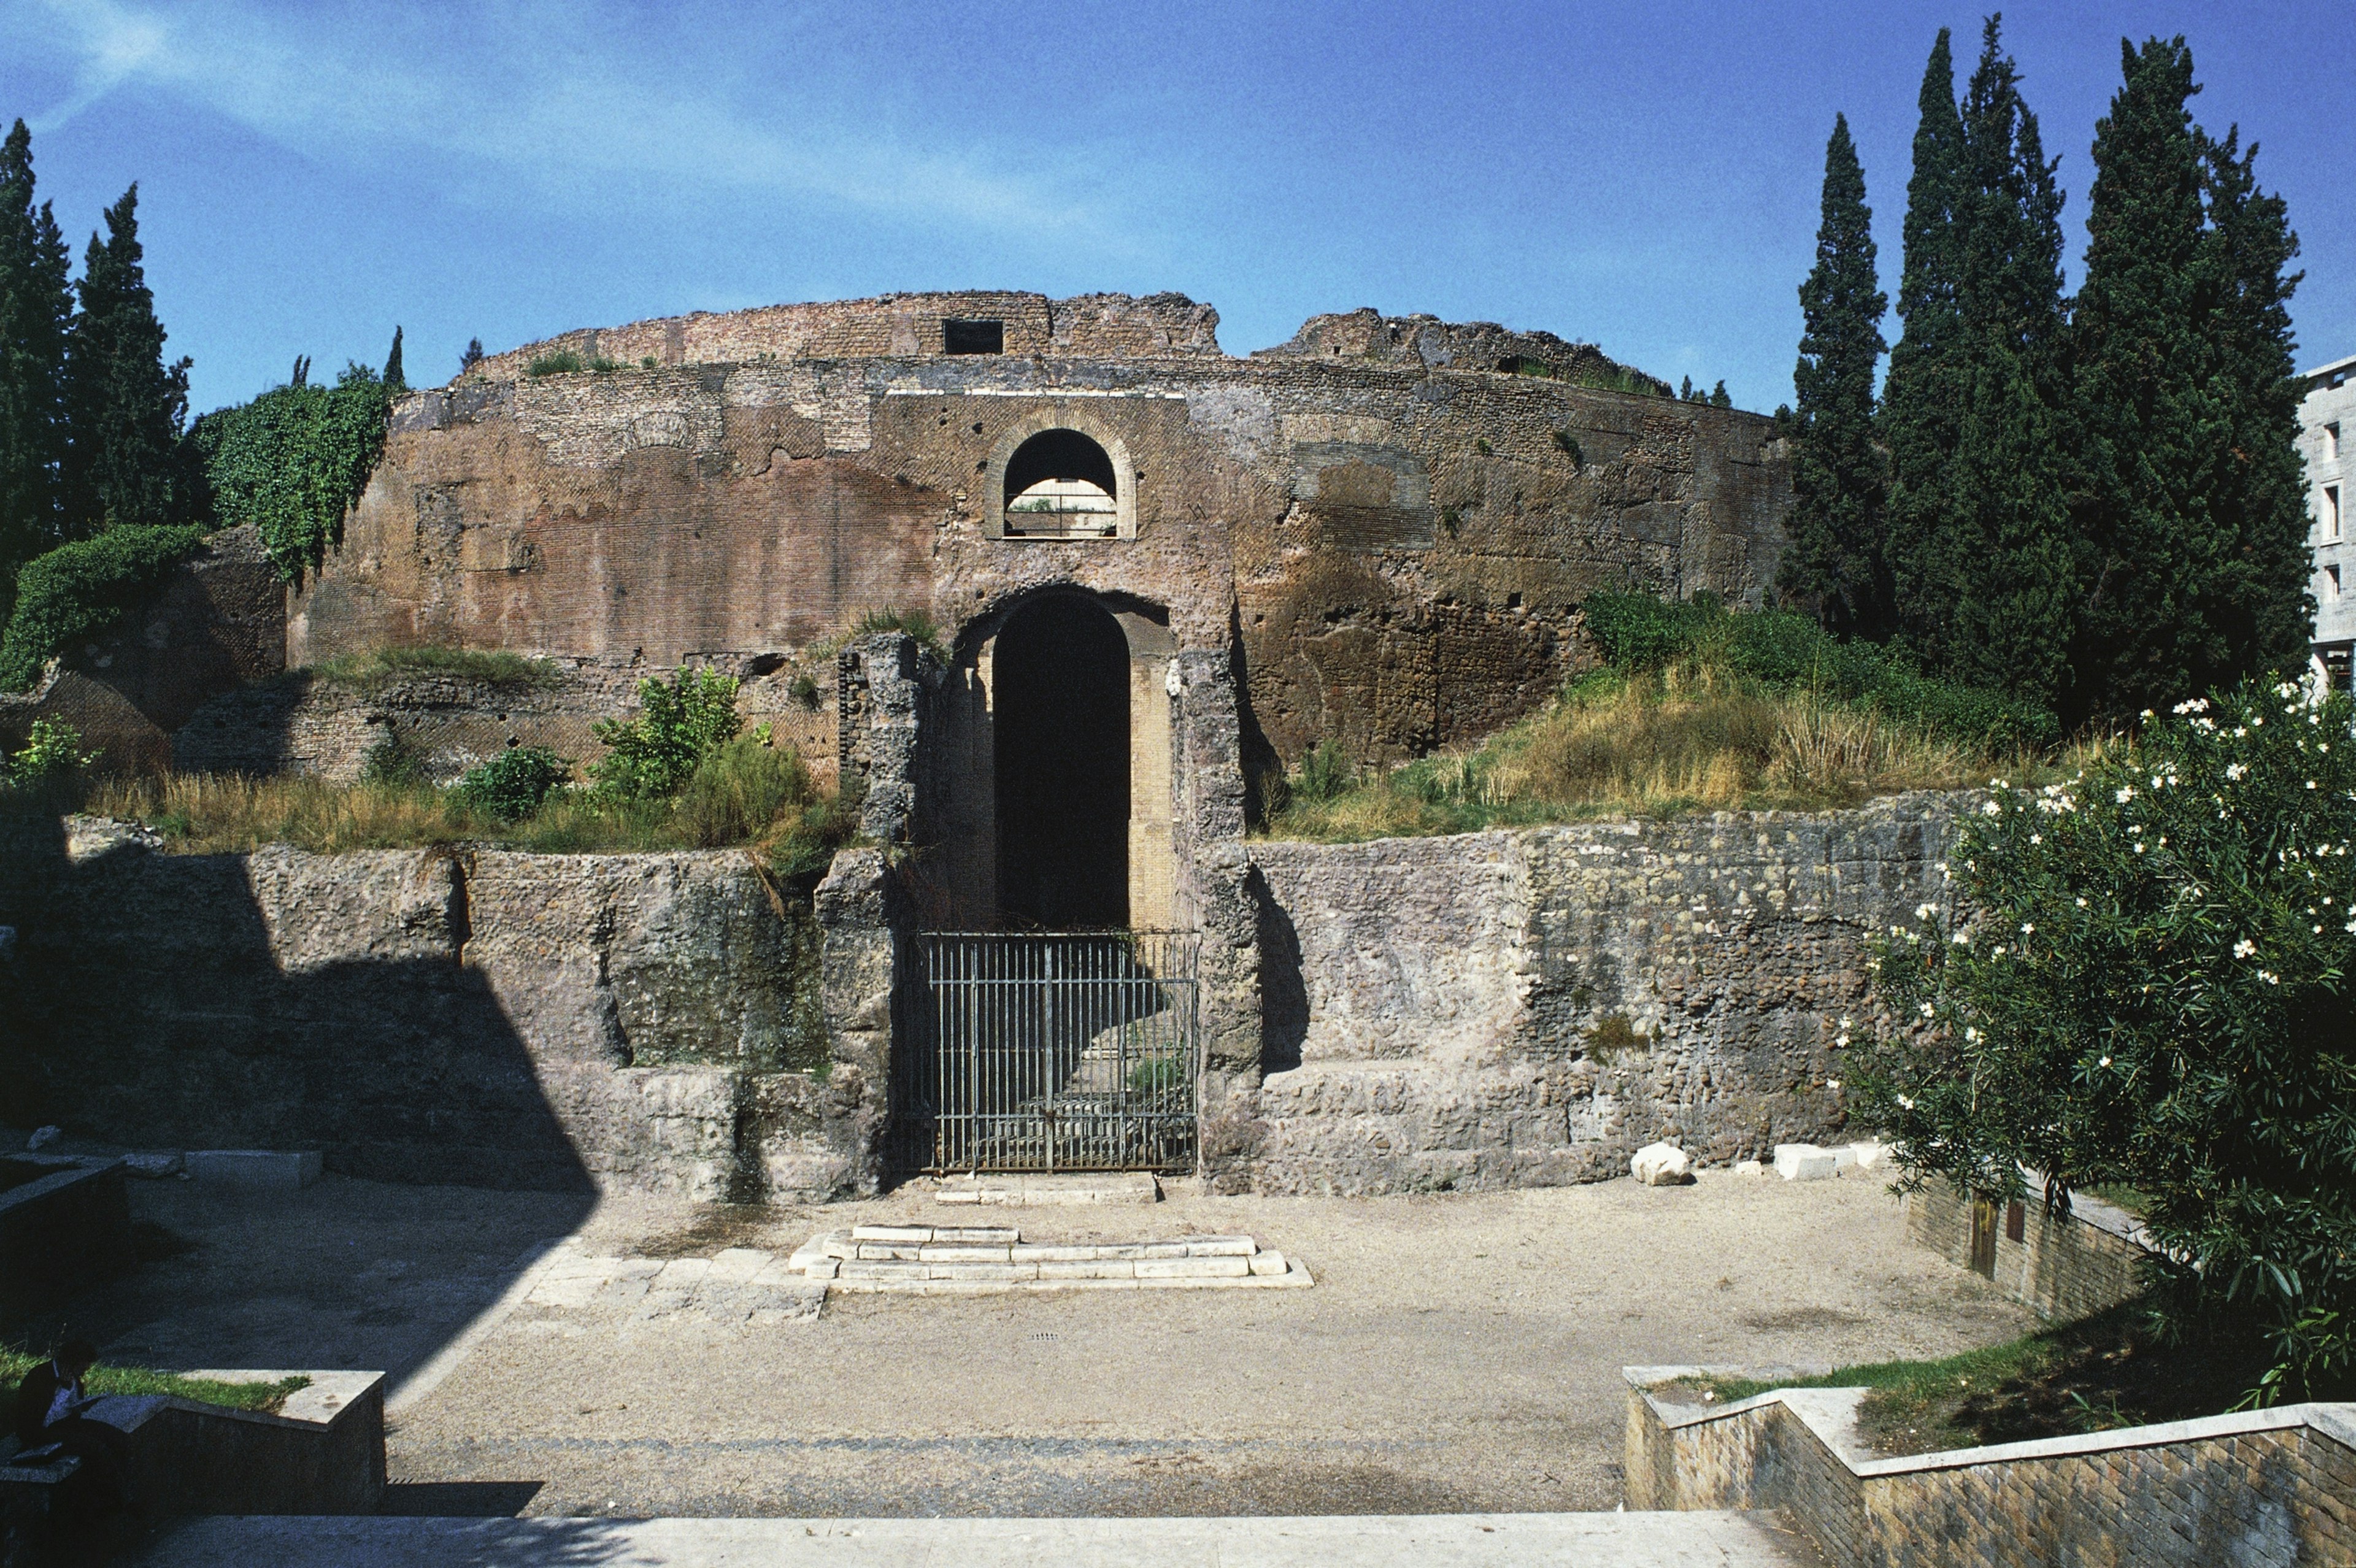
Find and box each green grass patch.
[1681,1304,2269,1457]
[0,1348,308,1415]
[307,645,561,691]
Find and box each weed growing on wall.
[1855,683,2356,1403]
[0,523,204,689]
[193,364,393,578]
[2,718,98,784]
[590,668,743,799]
[525,349,585,376]
[309,645,560,692]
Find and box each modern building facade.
[2303,352,2355,686]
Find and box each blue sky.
[1,1,2347,417]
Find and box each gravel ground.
[368,1172,2035,1518]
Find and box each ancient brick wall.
[1626,1372,2356,1567]
[289,294,1792,780]
[0,818,874,1201]
[1230,795,1957,1194]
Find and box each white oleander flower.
[2235,939,2257,958]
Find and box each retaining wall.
[1223,795,1958,1194]
[1626,1367,2356,1567]
[1906,1182,2151,1323]
[0,818,875,1201]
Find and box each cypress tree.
[63,184,196,533]
[1777,113,1891,640]
[460,337,483,374]
[0,119,72,617]
[1938,18,2077,707]
[1708,381,1732,409]
[383,325,404,390]
[2193,121,2311,688]
[1881,28,1968,655]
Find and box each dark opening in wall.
[994,596,1130,929]
[944,319,1004,355]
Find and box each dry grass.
[1266,666,2108,843]
[71,763,853,869]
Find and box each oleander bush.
[1855,682,2356,1403]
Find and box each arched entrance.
[991,594,1130,928]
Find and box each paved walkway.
[136,1512,1815,1566]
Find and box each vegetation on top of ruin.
[1259,593,2084,841]
[4,672,857,872]
[1685,1302,2269,1458]
[192,363,395,579]
[0,523,206,690]
[306,644,562,691]
[850,605,948,660]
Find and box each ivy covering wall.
[191,364,393,580]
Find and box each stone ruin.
[0,290,1963,1202]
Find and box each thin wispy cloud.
[17,0,1138,243]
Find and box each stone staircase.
[787,1224,1312,1293]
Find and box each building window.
[2328,564,2343,601]
[2328,485,2344,541]
[1003,428,1118,538]
[944,319,1004,355]
[2327,421,2343,462]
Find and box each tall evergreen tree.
[1938,18,2077,707]
[63,184,196,533]
[2066,39,2311,722]
[1777,113,1891,640]
[0,118,72,617]
[1881,28,1968,655]
[2193,121,2311,686]
[382,325,404,390]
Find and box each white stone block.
[856,1243,923,1261]
[932,1226,1022,1243]
[1037,1259,1136,1280]
[918,1244,1012,1263]
[1850,1140,1892,1170]
[1249,1251,1288,1277]
[1630,1142,1693,1186]
[1734,1159,1766,1177]
[803,1258,839,1280]
[1830,1145,1861,1172]
[185,1150,323,1190]
[1773,1143,1839,1181]
[1011,1245,1103,1263]
[927,1262,1034,1282]
[1182,1236,1257,1256]
[839,1259,923,1281]
[851,1225,933,1243]
[1137,1256,1250,1279]
[707,1247,772,1280]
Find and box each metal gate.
[893,931,1199,1174]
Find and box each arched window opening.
[1003,429,1119,539]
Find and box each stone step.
[134,1511,1815,1566]
[937,1172,1162,1206]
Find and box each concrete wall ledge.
[99,1369,387,1515]
[1625,1365,2356,1566]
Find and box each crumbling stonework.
[1225,795,1961,1195]
[0,817,874,1200]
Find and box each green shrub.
[1288,739,1354,804]
[526,349,586,377]
[589,356,623,374]
[0,525,207,690]
[590,669,742,799]
[4,718,99,784]
[1581,590,1719,672]
[1856,682,2356,1402]
[455,746,571,820]
[193,365,393,578]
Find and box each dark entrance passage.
[994,595,1129,928]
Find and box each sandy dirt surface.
[353,1173,2035,1519]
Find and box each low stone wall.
[1625,1367,2356,1567]
[115,1371,385,1515]
[1906,1181,2150,1323]
[0,1155,136,1329]
[1225,796,1957,1194]
[0,818,876,1201]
